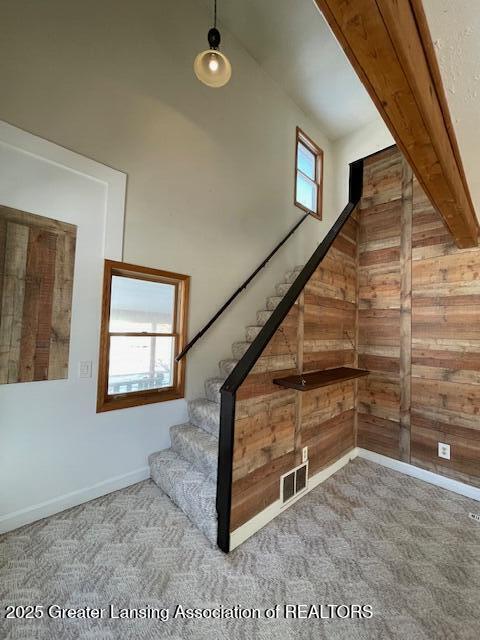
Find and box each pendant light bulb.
[194,3,232,88]
[208,55,219,72]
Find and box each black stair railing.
[175,211,310,363]
[216,158,364,553]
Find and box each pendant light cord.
[214,0,217,28]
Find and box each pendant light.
[194,0,232,88]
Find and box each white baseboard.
[0,466,150,534]
[4,447,478,541]
[229,449,358,551]
[357,448,480,502]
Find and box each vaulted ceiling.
[215,0,379,140]
[214,0,479,224]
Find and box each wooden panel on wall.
[230,218,359,531]
[301,400,355,476]
[358,145,480,487]
[0,222,29,383]
[357,413,401,460]
[399,159,412,461]
[357,147,402,459]
[0,205,77,384]
[411,174,480,484]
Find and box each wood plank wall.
[411,176,480,486]
[0,205,76,384]
[358,146,480,487]
[357,148,404,458]
[230,215,358,531]
[230,144,480,536]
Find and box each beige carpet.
[1,458,480,639]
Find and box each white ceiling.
[208,0,479,219]
[422,0,480,220]
[214,0,380,140]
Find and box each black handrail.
[216,158,364,553]
[175,212,309,362]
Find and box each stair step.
[232,341,251,359]
[266,295,283,311]
[219,359,238,378]
[147,263,312,548]
[285,267,303,284]
[204,377,223,403]
[149,449,217,544]
[188,398,220,437]
[170,423,218,480]
[276,282,291,297]
[245,325,262,342]
[257,309,273,325]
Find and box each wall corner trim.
[357,448,480,502]
[0,466,150,535]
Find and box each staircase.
[149,264,304,544]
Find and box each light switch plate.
[438,442,451,460]
[302,447,308,463]
[79,361,92,378]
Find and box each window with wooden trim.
[97,260,189,412]
[294,127,323,219]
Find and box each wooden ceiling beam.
[315,0,479,248]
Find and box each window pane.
[109,275,175,333]
[108,336,174,394]
[296,172,317,212]
[297,142,316,180]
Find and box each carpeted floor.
[1,458,480,640]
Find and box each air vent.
[281,462,308,505]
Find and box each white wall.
[0,123,189,532]
[333,118,394,211]
[0,0,337,400]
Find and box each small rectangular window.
[97,260,189,412]
[294,127,323,219]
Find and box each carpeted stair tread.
[276,282,291,296]
[170,423,218,480]
[204,377,224,403]
[149,449,217,544]
[219,359,239,377]
[232,341,251,359]
[266,295,283,310]
[188,398,220,436]
[245,325,262,342]
[256,309,273,325]
[285,267,303,283]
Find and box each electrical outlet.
[79,361,92,379]
[302,447,308,463]
[438,442,451,460]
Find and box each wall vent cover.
[281,462,308,505]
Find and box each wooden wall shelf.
[273,367,369,392]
